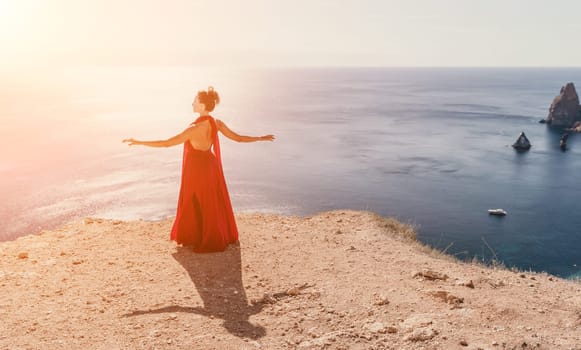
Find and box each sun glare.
[0,0,51,68]
[0,0,18,26]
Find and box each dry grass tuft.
[373,215,417,241]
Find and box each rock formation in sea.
[512,131,531,150]
[566,121,581,133]
[545,82,581,127]
[560,133,569,150]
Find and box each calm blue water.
[1,67,580,279]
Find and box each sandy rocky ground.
[0,210,580,350]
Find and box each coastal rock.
[365,322,387,334]
[413,269,449,281]
[286,287,300,296]
[512,132,531,150]
[455,280,475,289]
[373,294,390,306]
[401,314,434,331]
[405,328,439,342]
[567,121,581,133]
[428,290,464,305]
[560,133,569,150]
[546,82,581,126]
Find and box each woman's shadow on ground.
[124,245,266,339]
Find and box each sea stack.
[545,82,581,127]
[512,131,531,150]
[560,133,569,150]
[567,121,581,133]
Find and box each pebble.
[414,270,449,281]
[373,294,390,306]
[405,328,438,342]
[286,287,300,296]
[366,322,386,333]
[17,252,28,259]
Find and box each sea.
[1,66,580,280]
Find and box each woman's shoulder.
[190,117,213,126]
[186,120,209,133]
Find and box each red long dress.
[170,116,239,252]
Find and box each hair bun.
[196,86,220,111]
[207,86,220,104]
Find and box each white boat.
[488,209,507,216]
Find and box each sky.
[1,0,581,68]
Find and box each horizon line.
[48,63,581,69]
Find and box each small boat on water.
[488,208,507,216]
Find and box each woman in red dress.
[123,87,275,252]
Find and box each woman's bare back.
[187,120,213,151]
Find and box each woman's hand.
[122,138,141,146]
[259,135,275,142]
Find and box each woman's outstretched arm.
[216,119,275,142]
[123,126,195,147]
